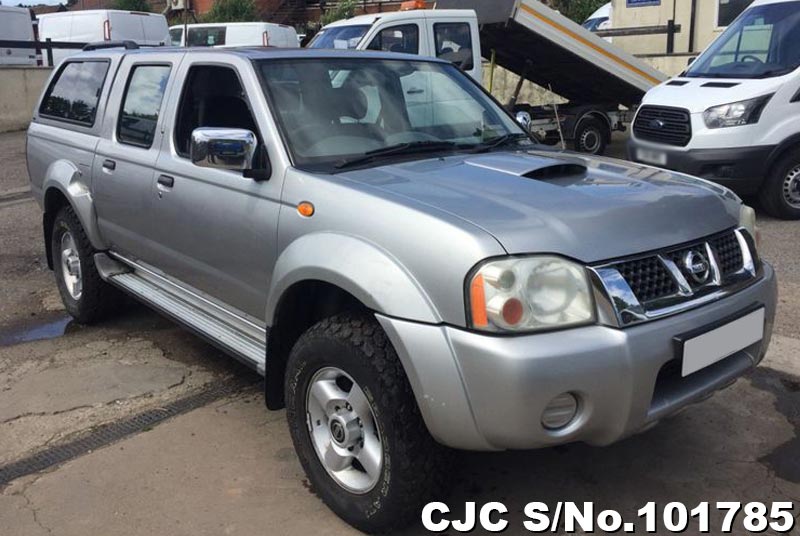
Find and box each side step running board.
[107,271,266,375]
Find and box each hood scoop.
[523,163,587,180]
[702,81,740,88]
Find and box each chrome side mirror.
[191,128,257,172]
[515,111,532,132]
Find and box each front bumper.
[627,140,774,195]
[377,263,777,451]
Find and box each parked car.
[27,45,776,532]
[629,0,800,219]
[169,22,299,48]
[0,6,36,66]
[37,10,168,65]
[582,2,612,32]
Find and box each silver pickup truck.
[27,45,777,532]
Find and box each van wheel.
[760,149,800,220]
[52,205,120,323]
[285,313,448,533]
[573,118,608,155]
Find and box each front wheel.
[285,313,448,533]
[759,149,800,220]
[573,117,608,155]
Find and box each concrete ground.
[0,130,798,535]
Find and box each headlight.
[467,256,595,333]
[739,203,759,246]
[703,95,772,129]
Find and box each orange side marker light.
[297,202,315,217]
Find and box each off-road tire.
[285,312,449,533]
[51,205,121,323]
[759,149,800,220]
[573,117,608,155]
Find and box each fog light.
[541,393,578,430]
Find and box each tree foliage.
[201,0,257,23]
[113,0,151,12]
[320,0,357,26]
[548,0,607,24]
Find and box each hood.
[643,75,789,113]
[336,151,740,263]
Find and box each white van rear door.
[108,12,145,42]
[141,14,170,45]
[0,11,36,65]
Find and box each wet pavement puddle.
[0,314,76,347]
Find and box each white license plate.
[681,309,765,377]
[636,148,668,166]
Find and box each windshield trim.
[254,57,530,174]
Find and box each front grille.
[633,105,692,147]
[710,233,744,275]
[594,229,756,326]
[616,257,678,302]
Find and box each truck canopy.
[436,0,666,106]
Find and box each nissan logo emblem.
[683,250,711,284]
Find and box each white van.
[629,0,800,219]
[37,10,169,65]
[169,22,299,49]
[0,6,36,66]
[306,9,482,82]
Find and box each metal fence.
[0,39,87,67]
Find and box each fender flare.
[42,160,108,254]
[265,233,441,326]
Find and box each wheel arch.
[766,134,800,176]
[263,233,442,409]
[41,161,107,269]
[572,110,612,139]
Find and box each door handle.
[157,175,174,188]
[406,88,424,95]
[102,159,116,171]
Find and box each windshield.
[306,25,371,49]
[686,1,800,79]
[258,58,527,172]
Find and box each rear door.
[92,52,180,261]
[0,10,36,66]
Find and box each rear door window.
[366,24,420,54]
[39,60,110,126]
[117,65,171,148]
[187,26,227,46]
[433,22,474,71]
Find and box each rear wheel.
[285,313,448,533]
[573,117,608,155]
[759,149,800,220]
[51,205,121,323]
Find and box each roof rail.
[82,40,140,51]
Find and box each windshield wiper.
[334,141,458,170]
[465,133,530,153]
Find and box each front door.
[150,57,282,322]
